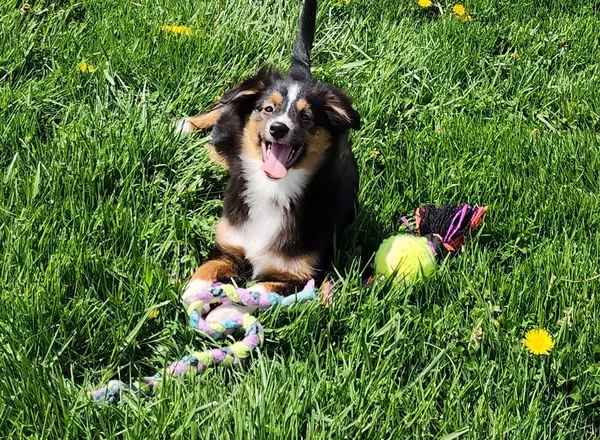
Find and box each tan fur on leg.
[191,257,238,282]
[185,108,224,131]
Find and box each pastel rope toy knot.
[90,280,324,403]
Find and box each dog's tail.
[289,0,317,81]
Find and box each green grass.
[1,0,600,438]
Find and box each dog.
[176,0,360,314]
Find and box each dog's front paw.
[181,278,214,306]
[173,118,195,135]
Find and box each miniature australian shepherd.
[176,0,360,315]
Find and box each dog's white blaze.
[270,82,302,128]
[286,83,301,112]
[219,154,311,277]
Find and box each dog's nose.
[269,122,290,139]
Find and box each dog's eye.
[300,113,311,122]
[264,106,274,113]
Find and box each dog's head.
[221,68,360,180]
[213,0,359,180]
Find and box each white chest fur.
[217,155,311,278]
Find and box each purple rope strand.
[442,204,469,243]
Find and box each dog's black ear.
[219,67,281,109]
[324,88,361,131]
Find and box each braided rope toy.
[90,279,331,403]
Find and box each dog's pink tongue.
[260,143,292,179]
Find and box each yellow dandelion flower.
[522,328,554,355]
[340,0,350,4]
[77,62,95,73]
[452,4,466,16]
[418,0,432,7]
[458,13,472,22]
[161,25,193,36]
[148,309,160,320]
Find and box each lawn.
[1,0,600,438]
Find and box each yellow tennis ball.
[374,235,437,285]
